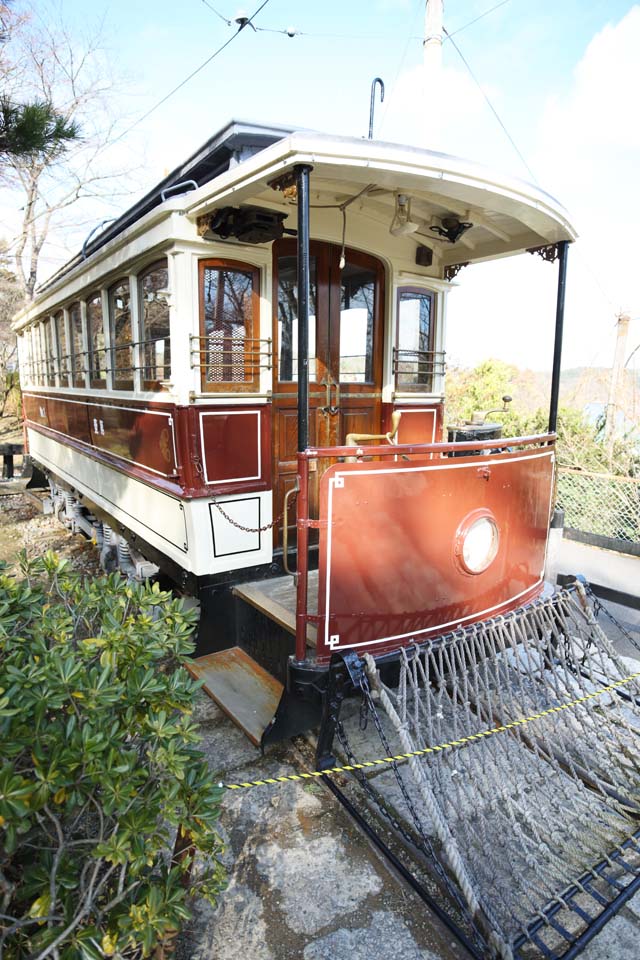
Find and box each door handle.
[282,479,299,582]
[329,380,340,415]
[319,378,331,414]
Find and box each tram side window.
[43,318,57,385]
[87,292,106,388]
[109,279,133,390]
[28,327,37,385]
[69,302,86,388]
[199,261,259,392]
[139,260,170,389]
[395,288,435,392]
[54,311,68,384]
[36,322,46,385]
[28,325,39,385]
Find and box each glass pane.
[69,303,84,387]
[277,255,317,382]
[109,280,132,388]
[203,267,254,384]
[30,327,39,384]
[339,262,375,383]
[397,290,433,388]
[54,312,68,382]
[140,262,170,385]
[87,293,106,385]
[44,319,56,384]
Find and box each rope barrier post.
[316,652,365,770]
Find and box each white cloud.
[445,6,640,371]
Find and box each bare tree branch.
[1,4,141,298]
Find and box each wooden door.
[272,241,384,549]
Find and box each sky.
[3,0,639,374]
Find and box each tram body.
[13,121,576,743]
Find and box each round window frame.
[454,508,500,575]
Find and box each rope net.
[351,585,640,959]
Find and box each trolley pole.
[548,240,569,434]
[424,0,443,147]
[295,164,313,453]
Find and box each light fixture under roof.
[430,215,473,244]
[389,194,420,237]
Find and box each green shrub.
[0,553,226,959]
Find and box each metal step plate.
[187,646,284,746]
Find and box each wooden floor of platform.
[233,570,318,648]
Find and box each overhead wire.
[444,0,512,41]
[108,0,272,148]
[199,0,231,25]
[443,27,538,183]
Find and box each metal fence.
[556,468,640,545]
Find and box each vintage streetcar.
[13,120,575,746]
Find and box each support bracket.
[527,244,560,263]
[444,262,469,282]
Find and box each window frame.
[68,301,87,389]
[394,285,437,394]
[86,290,107,389]
[197,258,261,394]
[53,310,69,386]
[108,277,134,391]
[138,258,171,391]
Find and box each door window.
[339,262,376,384]
[276,254,317,382]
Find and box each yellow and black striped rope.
[223,671,640,791]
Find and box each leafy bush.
[0,553,226,959]
[445,359,638,476]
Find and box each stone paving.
[176,693,466,960]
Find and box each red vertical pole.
[295,454,310,663]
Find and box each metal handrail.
[190,334,272,374]
[392,347,446,372]
[282,480,299,580]
[299,433,555,460]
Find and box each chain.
[584,582,640,653]
[335,677,488,952]
[211,497,288,534]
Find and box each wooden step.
[233,570,318,648]
[187,647,284,746]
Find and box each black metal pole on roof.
[548,240,569,434]
[296,163,313,452]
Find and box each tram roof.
[31,120,577,305]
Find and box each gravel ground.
[0,491,102,575]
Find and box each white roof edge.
[185,131,578,241]
[15,131,577,327]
